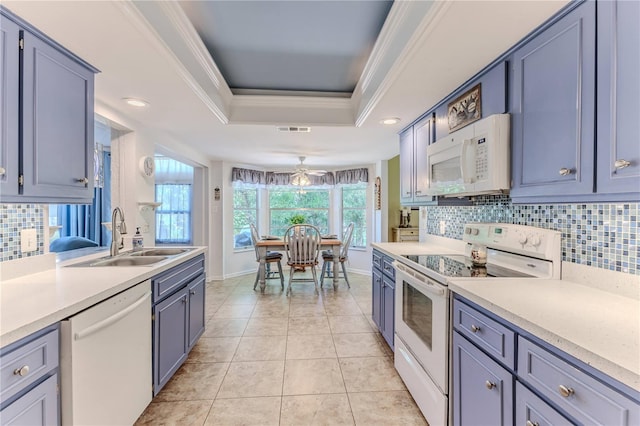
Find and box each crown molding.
[353,0,452,127]
[120,0,438,127]
[119,0,231,123]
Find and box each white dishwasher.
[60,280,152,425]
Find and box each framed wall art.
[447,83,481,132]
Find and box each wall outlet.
[20,228,38,253]
[439,221,446,235]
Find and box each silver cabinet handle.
[0,166,6,176]
[13,365,30,377]
[405,191,411,195]
[558,168,572,176]
[76,177,89,184]
[558,385,574,397]
[190,290,196,295]
[526,421,539,426]
[415,190,422,194]
[614,159,631,169]
[485,381,496,390]
[182,297,187,303]
[471,324,481,333]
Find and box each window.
[269,189,330,236]
[342,183,367,248]
[155,157,193,244]
[233,187,258,249]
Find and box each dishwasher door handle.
[74,291,151,341]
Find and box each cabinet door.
[0,16,19,199]
[453,332,513,426]
[187,274,206,349]
[382,275,395,350]
[414,115,435,203]
[510,2,595,198]
[596,0,640,194]
[515,381,573,426]
[399,127,414,204]
[21,31,94,200]
[0,374,58,426]
[371,268,383,331]
[153,288,188,395]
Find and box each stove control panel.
[463,223,561,264]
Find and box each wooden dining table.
[254,237,342,292]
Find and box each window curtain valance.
[232,167,367,186]
[335,168,368,184]
[231,167,265,185]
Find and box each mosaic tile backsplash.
[0,204,45,262]
[424,196,639,275]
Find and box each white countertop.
[372,239,640,392]
[0,247,207,347]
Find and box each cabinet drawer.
[518,336,639,425]
[515,381,573,426]
[0,373,58,425]
[372,250,383,270]
[381,256,395,280]
[0,329,59,402]
[453,299,515,369]
[153,254,205,303]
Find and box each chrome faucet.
[110,207,128,256]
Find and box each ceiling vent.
[277,126,311,133]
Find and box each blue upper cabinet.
[510,1,596,200]
[0,16,20,198]
[399,114,436,206]
[21,29,95,200]
[596,0,640,195]
[0,7,98,204]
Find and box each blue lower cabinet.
[381,275,395,350]
[452,331,513,426]
[371,268,383,331]
[515,381,573,426]
[153,287,189,395]
[152,254,206,395]
[371,250,395,351]
[187,275,206,349]
[0,325,59,425]
[0,374,58,426]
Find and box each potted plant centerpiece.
[288,213,306,235]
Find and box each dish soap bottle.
[132,227,144,251]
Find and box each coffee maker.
[399,207,411,228]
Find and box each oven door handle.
[392,261,445,296]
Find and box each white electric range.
[392,223,562,426]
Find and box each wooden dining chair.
[283,224,321,295]
[250,223,284,291]
[320,222,355,288]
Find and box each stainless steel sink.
[69,255,168,267]
[128,248,192,257]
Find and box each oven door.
[393,260,449,394]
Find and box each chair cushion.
[50,236,99,253]
[321,250,333,257]
[265,251,283,260]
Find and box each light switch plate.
[20,228,38,253]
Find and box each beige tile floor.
[136,271,427,425]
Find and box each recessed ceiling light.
[380,117,400,125]
[123,98,149,108]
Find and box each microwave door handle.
[460,139,473,183]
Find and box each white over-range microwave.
[426,113,510,197]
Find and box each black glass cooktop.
[401,254,533,278]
